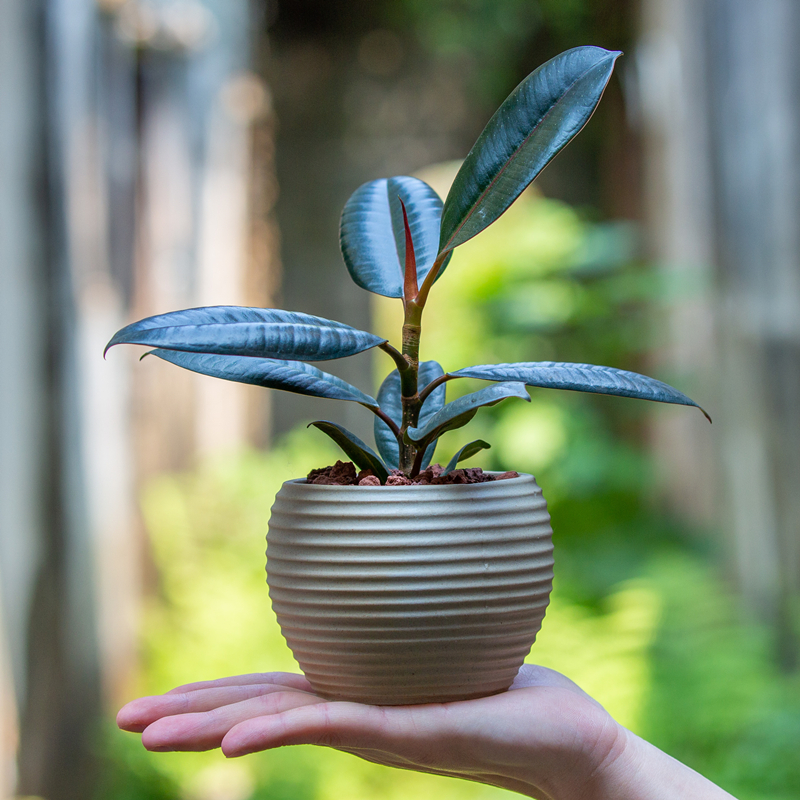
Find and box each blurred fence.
[640,0,800,668]
[0,1,274,796]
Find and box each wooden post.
[641,0,800,668]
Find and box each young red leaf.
[399,198,418,303]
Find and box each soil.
[306,460,519,487]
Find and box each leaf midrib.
[130,321,381,340]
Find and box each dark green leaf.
[105,306,385,361]
[308,421,389,483]
[407,382,530,445]
[340,177,453,297]
[374,361,446,467]
[145,350,378,407]
[443,440,492,474]
[452,362,711,421]
[439,47,621,253]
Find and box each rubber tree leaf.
[340,176,452,297]
[106,306,385,361]
[407,382,530,446]
[439,47,621,254]
[443,440,492,475]
[308,421,389,483]
[374,360,446,467]
[452,362,711,421]
[145,350,378,407]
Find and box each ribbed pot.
[266,473,553,705]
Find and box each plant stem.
[409,446,426,479]
[418,373,455,406]
[396,250,450,473]
[398,302,423,474]
[415,251,448,309]
[367,405,402,441]
[379,341,409,374]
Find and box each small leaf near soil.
[308,421,389,482]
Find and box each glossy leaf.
[439,47,621,253]
[145,350,378,407]
[443,440,492,475]
[407,382,530,446]
[106,306,385,362]
[308,421,389,483]
[374,361,446,467]
[452,362,711,421]
[340,176,452,297]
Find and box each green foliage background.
[99,188,800,800]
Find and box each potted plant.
[107,46,708,705]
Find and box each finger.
[221,700,448,758]
[118,682,316,733]
[141,690,325,752]
[167,672,312,695]
[220,700,541,794]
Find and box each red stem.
[418,373,456,406]
[409,446,426,478]
[367,405,402,442]
[379,341,409,373]
[416,250,448,308]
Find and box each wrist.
[576,726,736,800]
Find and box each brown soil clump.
[306,461,519,486]
[306,460,358,485]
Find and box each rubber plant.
[106,47,709,483]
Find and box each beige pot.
[266,473,553,705]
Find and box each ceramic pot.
[266,472,553,705]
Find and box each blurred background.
[2,0,799,798]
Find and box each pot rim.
[283,471,535,491]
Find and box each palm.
[117,665,620,799]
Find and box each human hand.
[117,665,735,800]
